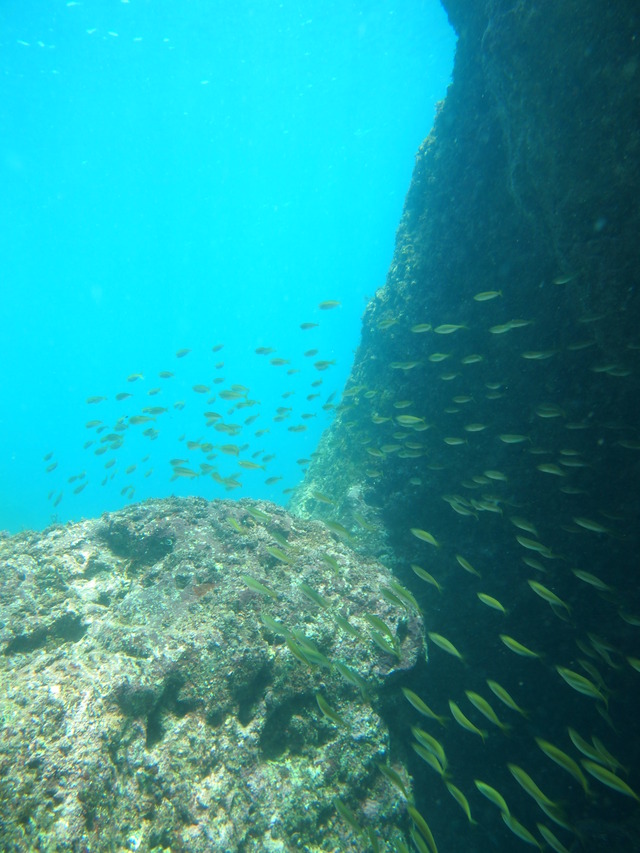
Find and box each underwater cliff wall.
[292,2,640,850]
[292,0,640,519]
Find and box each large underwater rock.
[0,498,424,851]
[291,2,640,852]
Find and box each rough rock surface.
[0,498,423,852]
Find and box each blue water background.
[0,1,455,533]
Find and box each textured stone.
[0,498,422,851]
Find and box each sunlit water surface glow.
[0,0,455,532]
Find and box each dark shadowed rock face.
[0,497,423,852]
[289,4,640,853]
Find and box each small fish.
[316,693,344,725]
[499,433,529,444]
[171,465,198,480]
[500,634,541,658]
[473,290,502,301]
[242,575,278,601]
[412,742,447,779]
[428,632,464,662]
[332,798,361,834]
[86,395,106,404]
[401,687,447,727]
[364,613,395,643]
[325,520,353,541]
[411,528,440,547]
[369,628,400,659]
[455,554,482,577]
[266,546,295,564]
[268,530,290,549]
[555,667,607,704]
[387,580,421,614]
[484,469,508,481]
[487,680,528,717]
[535,402,564,418]
[334,613,361,639]
[300,322,318,330]
[175,348,190,358]
[553,273,576,285]
[508,764,558,809]
[449,700,486,741]
[465,691,509,732]
[581,760,640,801]
[407,806,438,853]
[536,824,571,853]
[474,780,509,815]
[412,726,447,769]
[396,415,426,427]
[260,611,291,638]
[411,323,432,333]
[299,582,329,609]
[573,516,609,534]
[434,324,466,334]
[534,738,591,795]
[378,763,410,799]
[567,727,605,763]
[516,536,551,556]
[537,463,566,476]
[477,592,508,614]
[571,569,611,591]
[501,813,541,850]
[528,580,571,614]
[412,564,443,592]
[321,553,340,573]
[510,516,539,535]
[445,781,476,824]
[246,506,270,521]
[318,300,340,310]
[335,662,369,700]
[353,512,376,531]
[390,360,421,370]
[314,360,335,371]
[489,322,514,334]
[409,827,431,853]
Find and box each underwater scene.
[2,1,640,852]
[0,0,453,533]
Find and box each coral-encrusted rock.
[0,497,423,852]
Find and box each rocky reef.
[0,498,423,851]
[291,2,640,852]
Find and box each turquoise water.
[0,1,456,533]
